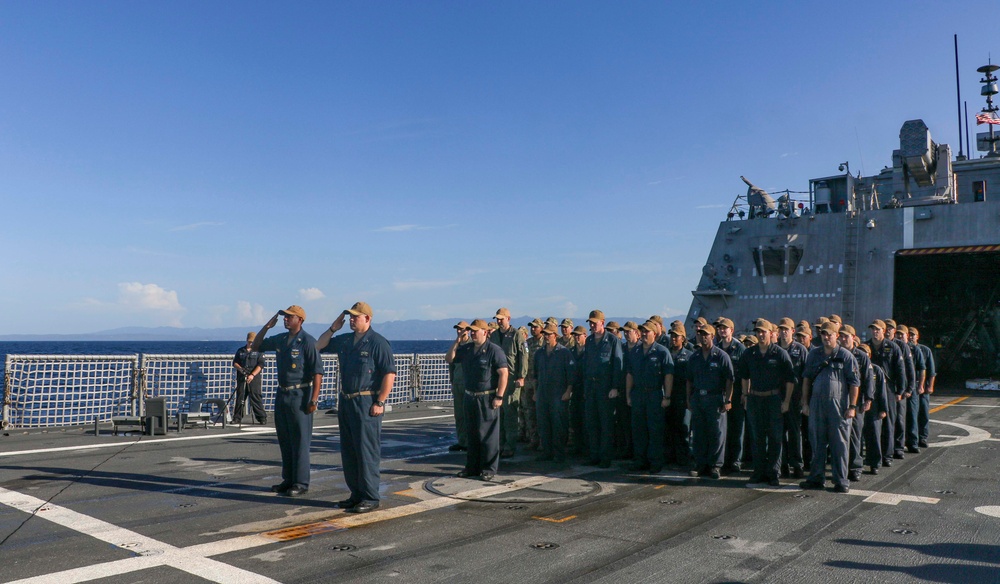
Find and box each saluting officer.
[686,323,734,479]
[447,321,472,452]
[446,319,509,481]
[317,302,396,514]
[251,305,323,497]
[739,320,795,486]
[800,321,861,493]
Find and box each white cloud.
[376,224,425,232]
[299,287,325,301]
[695,204,727,209]
[237,301,267,324]
[117,282,183,311]
[562,301,578,317]
[168,221,225,232]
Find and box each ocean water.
[0,340,453,376]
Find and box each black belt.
[748,390,781,397]
[465,390,493,397]
[341,391,374,399]
[279,382,311,391]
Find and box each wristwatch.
[374,400,385,407]
[308,400,317,407]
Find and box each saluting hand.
[330,312,347,333]
[266,313,280,329]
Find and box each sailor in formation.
[243,307,939,506]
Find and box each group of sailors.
[446,308,937,493]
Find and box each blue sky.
[1,1,996,334]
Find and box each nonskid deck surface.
[1,397,998,584]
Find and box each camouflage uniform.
[490,324,529,456]
[522,332,544,446]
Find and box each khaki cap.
[794,325,810,335]
[528,318,544,328]
[649,315,664,325]
[495,307,511,318]
[279,305,307,320]
[346,302,372,318]
[840,324,856,336]
[699,324,717,336]
[669,323,686,337]
[467,319,490,331]
[694,316,709,327]
[753,319,773,332]
[639,320,658,333]
[560,318,574,328]
[572,325,588,335]
[777,317,795,330]
[814,316,830,327]
[545,317,559,327]
[606,321,621,331]
[745,335,759,346]
[884,318,897,329]
[542,323,560,335]
[587,310,605,323]
[828,314,843,324]
[246,331,256,341]
[454,320,470,330]
[909,326,920,336]
[715,317,735,329]
[622,321,639,332]
[798,320,812,330]
[897,325,909,334]
[868,319,886,330]
[817,321,839,335]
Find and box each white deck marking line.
[0,487,279,584]
[0,414,453,458]
[0,475,560,583]
[928,419,993,447]
[748,484,939,505]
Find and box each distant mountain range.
[0,315,684,342]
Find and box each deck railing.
[2,353,451,429]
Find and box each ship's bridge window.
[753,246,803,276]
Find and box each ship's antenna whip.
[955,34,965,159]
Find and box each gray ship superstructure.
[686,73,1000,383]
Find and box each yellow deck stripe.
[930,396,968,414]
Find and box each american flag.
[976,112,1000,125]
